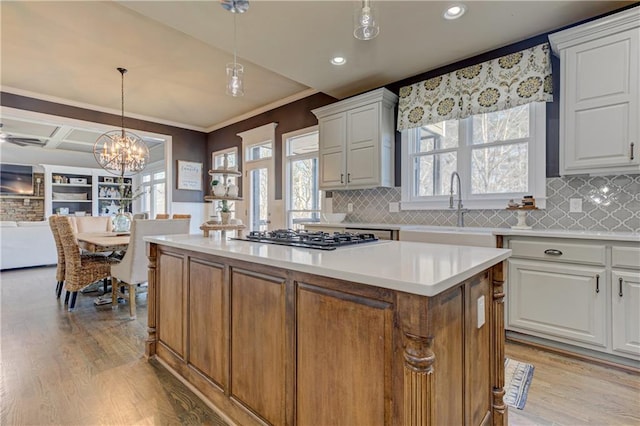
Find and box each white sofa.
[0,220,57,270]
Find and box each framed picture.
[177,160,203,191]
[103,177,114,183]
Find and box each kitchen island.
[144,234,511,426]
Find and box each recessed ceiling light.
[443,4,466,20]
[330,56,347,66]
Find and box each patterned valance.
[397,43,553,131]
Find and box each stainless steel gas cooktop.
[233,229,379,250]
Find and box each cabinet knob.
[630,142,635,161]
[544,249,563,256]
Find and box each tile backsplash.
[332,174,640,233]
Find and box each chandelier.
[222,0,249,97]
[93,67,149,177]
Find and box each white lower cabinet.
[506,236,640,362]
[508,259,606,348]
[611,270,640,357]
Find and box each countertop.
[302,222,640,242]
[145,234,511,297]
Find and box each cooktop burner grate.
[233,229,379,250]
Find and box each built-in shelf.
[204,196,243,202]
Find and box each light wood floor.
[1,266,639,425]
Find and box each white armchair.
[111,219,190,318]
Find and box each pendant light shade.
[354,0,379,41]
[93,68,149,177]
[223,1,248,97]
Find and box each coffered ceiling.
[1,0,634,140]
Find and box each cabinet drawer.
[612,246,640,270]
[509,239,606,265]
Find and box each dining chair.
[111,219,190,318]
[56,216,120,311]
[48,216,66,298]
[155,214,170,219]
[132,212,149,220]
[171,214,191,219]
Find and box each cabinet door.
[508,258,607,348]
[346,103,380,187]
[562,28,640,174]
[612,270,640,358]
[318,113,347,189]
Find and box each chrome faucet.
[449,171,468,227]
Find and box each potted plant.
[218,199,232,224]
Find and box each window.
[283,127,321,229]
[401,103,546,210]
[139,166,166,218]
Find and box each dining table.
[76,231,130,253]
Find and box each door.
[612,270,640,358]
[346,103,380,187]
[507,258,607,348]
[318,113,347,189]
[243,141,275,232]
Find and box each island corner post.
[144,240,508,426]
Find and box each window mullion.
[457,117,472,200]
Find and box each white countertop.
[145,234,511,297]
[303,222,640,242]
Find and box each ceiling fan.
[0,123,47,147]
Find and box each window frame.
[282,125,321,229]
[401,102,547,210]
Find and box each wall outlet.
[347,203,353,213]
[569,198,582,213]
[389,202,400,213]
[477,296,485,328]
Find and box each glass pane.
[142,174,151,183]
[154,182,166,214]
[291,158,319,211]
[471,143,528,194]
[472,105,529,145]
[287,133,318,156]
[415,152,457,197]
[250,168,269,231]
[418,120,458,152]
[214,151,237,169]
[246,141,273,161]
[154,171,165,180]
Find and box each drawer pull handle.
[631,142,635,161]
[596,274,600,293]
[619,277,624,297]
[340,174,344,184]
[544,249,563,256]
[347,173,351,183]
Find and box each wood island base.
[145,242,507,426]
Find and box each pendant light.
[93,67,149,177]
[354,0,379,41]
[222,0,249,97]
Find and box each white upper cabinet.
[549,7,640,175]
[312,88,398,190]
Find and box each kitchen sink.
[399,226,498,247]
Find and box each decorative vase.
[113,211,132,232]
[220,212,231,225]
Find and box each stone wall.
[0,173,45,221]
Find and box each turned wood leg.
[491,261,507,426]
[68,292,78,311]
[145,244,158,358]
[403,332,435,426]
